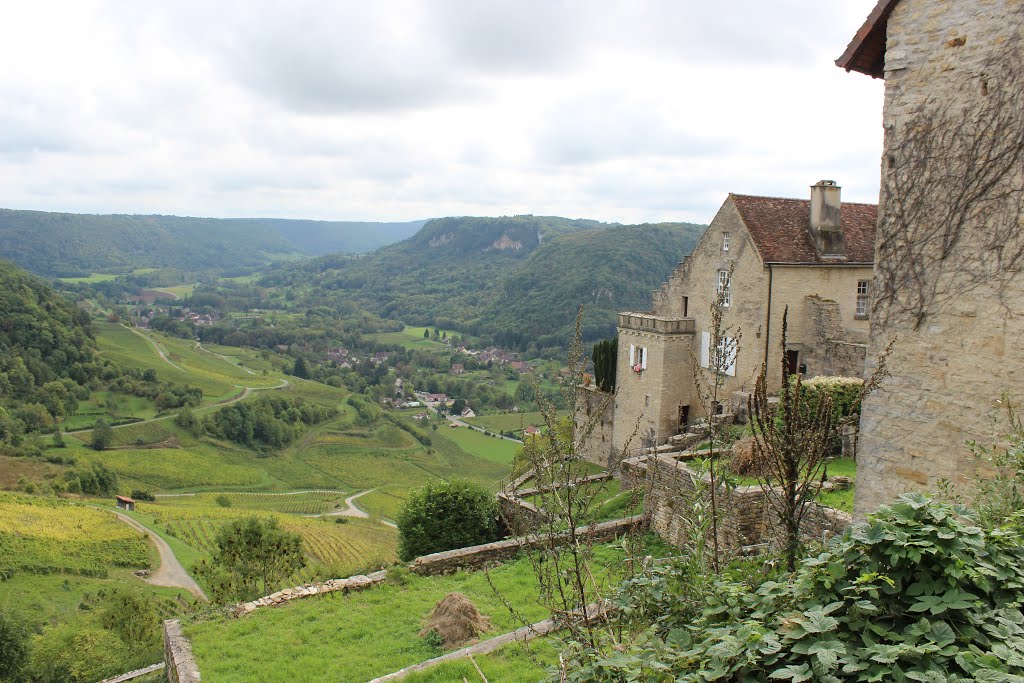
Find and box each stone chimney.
[809,180,845,257]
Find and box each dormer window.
[722,232,730,251]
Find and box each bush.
[573,494,1024,682]
[396,478,500,562]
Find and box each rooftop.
[730,194,877,264]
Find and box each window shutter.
[629,344,636,366]
[641,347,647,370]
[700,332,710,368]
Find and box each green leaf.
[769,664,814,682]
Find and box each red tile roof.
[115,495,136,503]
[835,0,901,78]
[730,194,877,264]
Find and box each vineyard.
[144,503,397,576]
[157,491,350,515]
[0,493,150,579]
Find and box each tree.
[0,612,28,682]
[423,328,430,339]
[749,309,891,571]
[591,336,618,393]
[292,356,310,379]
[688,265,740,574]
[90,420,113,451]
[195,517,306,602]
[396,479,499,561]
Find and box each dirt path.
[109,510,208,601]
[126,325,184,371]
[324,489,374,518]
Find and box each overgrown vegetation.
[396,478,500,562]
[203,395,337,449]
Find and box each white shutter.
[629,344,636,366]
[640,347,647,370]
[700,332,710,368]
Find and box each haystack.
[418,592,491,648]
[730,436,768,478]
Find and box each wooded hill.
[262,215,705,355]
[0,208,426,277]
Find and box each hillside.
[0,259,97,405]
[265,215,705,355]
[0,209,426,277]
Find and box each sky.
[0,1,884,225]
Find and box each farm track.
[106,509,208,601]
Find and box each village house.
[578,182,877,468]
[450,363,465,375]
[838,0,1024,516]
[115,495,136,512]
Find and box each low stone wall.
[99,663,165,683]
[497,492,549,535]
[230,570,387,616]
[409,516,646,575]
[624,454,851,552]
[164,619,201,683]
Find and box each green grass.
[403,637,558,682]
[0,570,192,632]
[186,542,642,682]
[365,326,456,352]
[434,424,519,464]
[57,272,121,283]
[186,556,546,682]
[154,283,196,298]
[464,410,567,436]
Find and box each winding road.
[109,510,208,601]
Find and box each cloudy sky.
[0,1,883,225]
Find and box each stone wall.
[622,454,851,551]
[575,386,616,468]
[231,571,387,616]
[163,619,201,683]
[408,516,646,575]
[855,0,1024,516]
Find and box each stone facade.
[580,185,876,468]
[841,0,1024,516]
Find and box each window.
[856,280,870,317]
[699,331,736,376]
[717,270,731,307]
[722,232,730,251]
[629,344,647,372]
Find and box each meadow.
[463,410,564,436]
[364,325,456,352]
[185,540,650,682]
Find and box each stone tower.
[838,0,1024,516]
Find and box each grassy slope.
[187,549,592,682]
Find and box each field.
[365,325,456,352]
[437,424,519,464]
[154,283,196,298]
[185,542,644,682]
[156,490,351,515]
[127,500,397,580]
[464,410,565,436]
[0,493,150,578]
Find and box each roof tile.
[730,193,877,264]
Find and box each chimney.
[808,180,845,257]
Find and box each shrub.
[573,494,1024,682]
[396,478,499,562]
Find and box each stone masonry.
[578,186,876,469]
[842,0,1024,516]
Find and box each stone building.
[838,0,1024,516]
[578,183,877,468]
